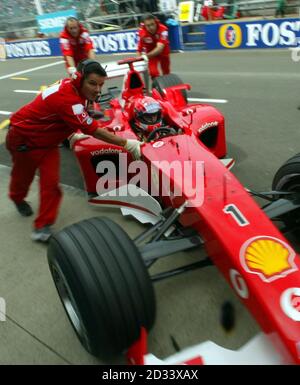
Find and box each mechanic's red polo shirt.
[9,78,98,149]
[59,25,94,68]
[137,21,170,57]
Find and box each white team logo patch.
[59,38,70,50]
[153,141,164,148]
[86,117,93,125]
[72,104,84,115]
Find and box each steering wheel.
[146,126,177,142]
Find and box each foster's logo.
[219,24,242,48]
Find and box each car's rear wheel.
[152,73,188,103]
[47,217,156,360]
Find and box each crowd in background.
[0,0,297,35]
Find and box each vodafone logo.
[229,269,249,299]
[152,141,164,148]
[198,121,218,134]
[280,288,300,321]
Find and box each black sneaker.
[31,226,53,243]
[15,201,33,217]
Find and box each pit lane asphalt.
[0,50,299,364]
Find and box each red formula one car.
[48,57,300,364]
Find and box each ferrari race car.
[47,57,300,365]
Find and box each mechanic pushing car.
[136,14,171,79]
[6,59,142,243]
[59,17,96,77]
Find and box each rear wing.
[102,56,150,96]
[102,57,148,80]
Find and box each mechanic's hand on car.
[124,139,143,160]
[67,66,77,77]
[68,133,92,149]
[141,54,149,64]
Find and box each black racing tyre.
[272,153,300,193]
[272,154,300,230]
[47,217,156,360]
[152,73,188,103]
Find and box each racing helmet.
[133,96,162,134]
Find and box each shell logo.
[240,236,298,282]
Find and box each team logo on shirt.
[161,31,168,40]
[72,103,91,124]
[59,38,70,50]
[144,37,153,43]
[72,104,84,115]
[219,24,242,49]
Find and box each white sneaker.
[31,226,53,243]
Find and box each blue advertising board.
[205,18,300,49]
[4,38,62,59]
[3,30,139,59]
[3,25,181,59]
[91,30,138,54]
[36,9,77,34]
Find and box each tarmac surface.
[0,49,299,364]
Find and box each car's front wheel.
[47,217,156,360]
[272,154,300,230]
[272,153,300,194]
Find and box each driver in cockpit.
[131,96,180,141]
[131,96,162,139]
[130,96,175,141]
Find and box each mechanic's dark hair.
[77,59,107,79]
[143,13,157,22]
[65,16,79,25]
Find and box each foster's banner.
[205,18,300,49]
[3,30,139,59]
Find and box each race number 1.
[223,204,249,227]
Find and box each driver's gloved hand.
[124,139,143,160]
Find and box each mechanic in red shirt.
[137,14,171,79]
[6,60,142,243]
[59,17,95,77]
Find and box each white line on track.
[22,56,62,60]
[188,98,228,104]
[14,90,39,94]
[0,60,64,80]
[0,111,12,115]
[182,71,300,79]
